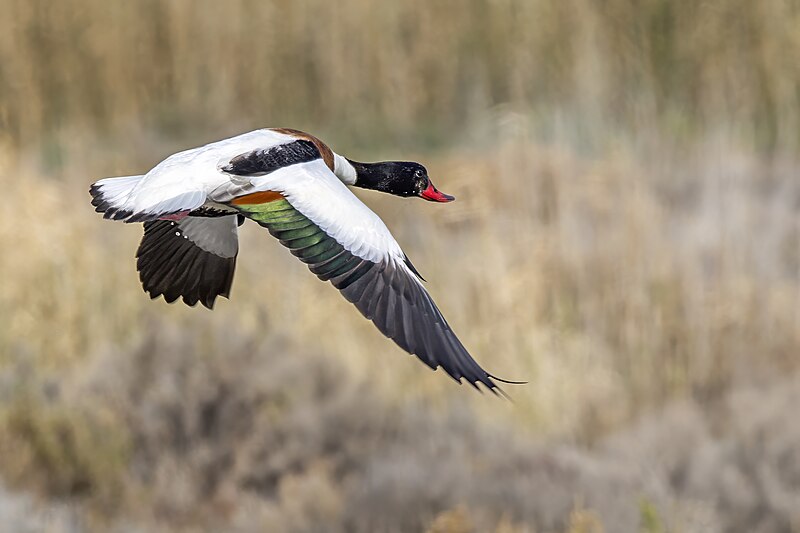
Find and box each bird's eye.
[414,169,424,178]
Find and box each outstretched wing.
[137,215,240,309]
[227,157,506,392]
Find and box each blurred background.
[0,1,799,531]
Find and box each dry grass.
[1,0,799,151]
[1,130,798,531]
[2,132,797,435]
[2,320,800,532]
[0,0,799,531]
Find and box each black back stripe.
[222,140,321,176]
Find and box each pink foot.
[159,210,190,221]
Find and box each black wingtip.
[468,378,512,401]
[403,253,426,282]
[487,372,528,385]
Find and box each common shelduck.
[90,128,517,392]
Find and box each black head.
[348,160,455,202]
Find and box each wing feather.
[228,158,508,392]
[136,216,239,309]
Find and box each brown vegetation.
[0,1,799,531]
[2,0,799,151]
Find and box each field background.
[1,1,799,532]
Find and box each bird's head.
[348,160,455,202]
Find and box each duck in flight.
[90,128,518,393]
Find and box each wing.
[228,158,507,392]
[137,215,240,309]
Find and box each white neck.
[333,152,358,185]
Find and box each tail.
[90,175,145,221]
[90,175,205,223]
